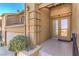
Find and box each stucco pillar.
[25,4,40,46]
[25,4,30,37]
[72,4,79,50]
[72,4,77,34]
[76,4,79,50]
[39,8,50,43]
[2,15,6,45]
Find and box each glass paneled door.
[52,16,71,40]
[61,18,68,36]
[52,19,59,38]
[59,17,71,41]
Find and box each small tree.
[9,35,30,56]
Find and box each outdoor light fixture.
[26,5,29,11]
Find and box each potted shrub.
[9,35,31,56]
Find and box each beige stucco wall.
[25,4,50,45]
[50,4,72,17]
[18,12,24,24]
[2,15,6,45]
[40,8,50,43]
[1,13,25,45]
[72,4,77,34]
[6,14,19,26]
[0,20,2,31]
[6,25,25,33]
[39,3,52,9]
[72,4,79,50]
[25,4,40,45]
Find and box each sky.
[0,3,24,15]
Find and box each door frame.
[51,15,71,41]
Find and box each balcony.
[6,20,24,26]
[6,15,24,26]
[5,14,24,26]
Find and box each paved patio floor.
[39,38,73,56]
[0,38,72,56]
[0,46,14,56]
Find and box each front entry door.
[52,16,71,41]
[59,16,71,41]
[52,19,58,38]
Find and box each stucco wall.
[6,15,19,26]
[50,4,72,17]
[72,4,79,50]
[18,12,24,24]
[40,8,50,43]
[6,25,25,33]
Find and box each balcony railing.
[6,19,24,26]
[72,33,79,56]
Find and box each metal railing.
[6,20,24,26]
[72,33,79,56]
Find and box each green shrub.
[9,35,31,55]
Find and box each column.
[25,4,40,46]
[72,4,79,50]
[2,15,6,45]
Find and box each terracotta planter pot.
[15,52,18,56]
[15,51,19,56]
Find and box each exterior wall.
[72,4,79,50]
[2,15,6,45]
[6,26,25,33]
[39,3,52,9]
[72,4,76,33]
[0,19,2,42]
[0,20,2,31]
[6,14,19,26]
[25,4,50,45]
[1,12,25,46]
[40,8,50,43]
[6,31,24,46]
[18,11,25,24]
[25,4,40,46]
[0,27,1,31]
[50,4,72,17]
[0,20,2,27]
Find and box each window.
[21,16,24,24]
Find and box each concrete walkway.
[40,38,72,56]
[0,46,14,56]
[0,38,72,56]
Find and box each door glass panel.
[56,20,58,35]
[61,18,68,36]
[53,20,58,36]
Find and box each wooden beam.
[39,3,61,9]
